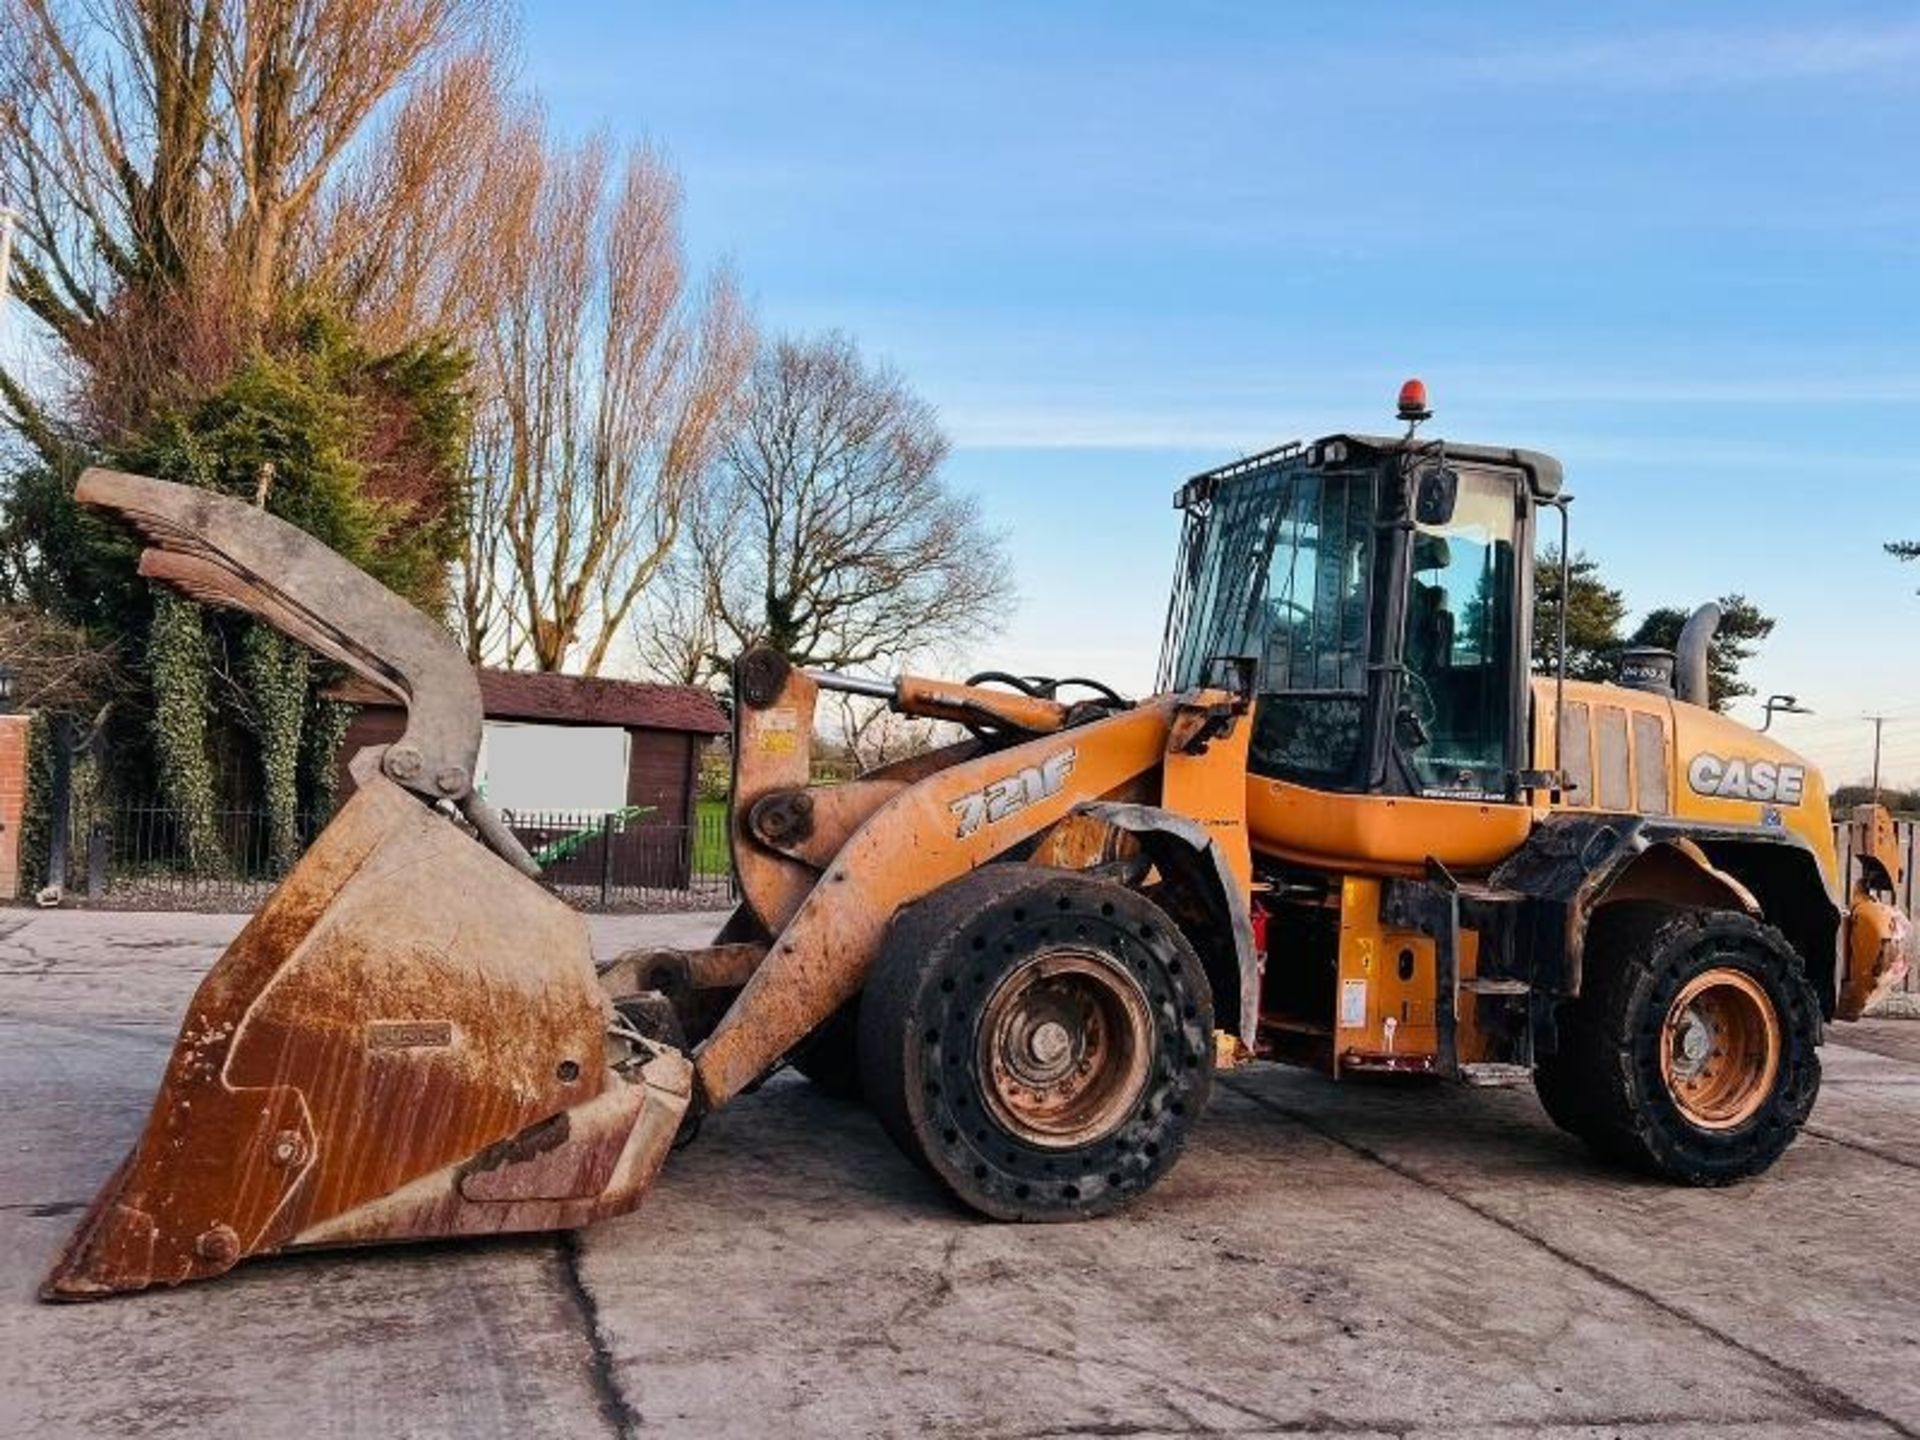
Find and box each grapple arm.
[74,468,536,875]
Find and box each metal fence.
[499,806,734,911]
[31,793,1920,964]
[47,796,734,913]
[53,801,329,911]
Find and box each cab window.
[1400,470,1518,797]
[1247,471,1374,785]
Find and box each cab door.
[1395,466,1526,803]
[1247,463,1535,876]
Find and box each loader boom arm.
[49,469,1255,1301]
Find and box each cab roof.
[1174,433,1564,510]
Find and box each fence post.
[599,812,616,907]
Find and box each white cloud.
[945,408,1303,452]
[940,368,1920,455]
[1443,21,1920,89]
[1449,374,1920,407]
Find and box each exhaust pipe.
[1674,603,1721,708]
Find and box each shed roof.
[333,668,729,735]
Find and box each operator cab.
[1158,407,1562,804]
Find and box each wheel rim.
[1659,966,1782,1130]
[977,948,1153,1149]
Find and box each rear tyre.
[859,864,1213,1221]
[1534,902,1820,1184]
[1532,1023,1600,1140]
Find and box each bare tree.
[457,410,519,663]
[0,604,124,714]
[307,46,516,349]
[830,693,955,772]
[668,332,1011,677]
[628,542,724,686]
[0,0,503,448]
[461,129,752,674]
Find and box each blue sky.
[521,2,1920,786]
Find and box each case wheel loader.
[42,385,1913,1299]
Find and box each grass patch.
[694,797,731,876]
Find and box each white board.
[478,722,630,815]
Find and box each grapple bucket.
[44,776,689,1298]
[45,470,691,1299]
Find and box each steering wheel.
[1400,668,1439,734]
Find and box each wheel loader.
[42,383,1912,1300]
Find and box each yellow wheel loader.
[43,386,1912,1299]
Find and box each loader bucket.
[44,774,690,1299]
[46,469,692,1299]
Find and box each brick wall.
[0,714,28,902]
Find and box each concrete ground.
[3,907,1917,1440]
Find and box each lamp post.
[0,662,15,714]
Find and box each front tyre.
[859,865,1213,1221]
[1537,902,1820,1184]
[789,999,865,1101]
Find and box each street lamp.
[1760,694,1811,732]
[0,662,15,714]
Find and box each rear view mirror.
[1414,467,1458,526]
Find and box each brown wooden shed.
[332,669,728,828]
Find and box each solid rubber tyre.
[1534,901,1820,1184]
[859,864,1213,1221]
[790,999,865,1101]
